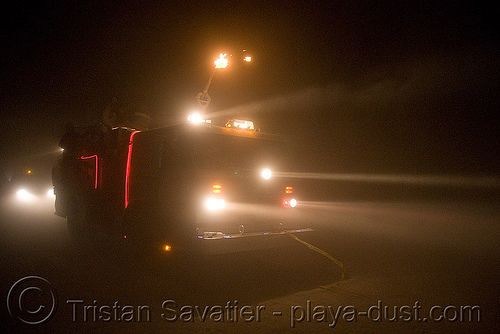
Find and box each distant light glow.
[47,189,55,197]
[262,168,272,180]
[188,113,211,124]
[226,119,255,130]
[164,245,172,251]
[244,56,252,62]
[17,189,34,201]
[290,198,297,208]
[214,53,228,69]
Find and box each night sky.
[1,1,498,175]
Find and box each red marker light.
[283,198,297,208]
[125,131,141,208]
[80,155,99,189]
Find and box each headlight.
[17,189,34,201]
[283,198,297,208]
[261,168,272,180]
[206,198,225,211]
[187,113,203,123]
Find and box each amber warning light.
[214,53,229,69]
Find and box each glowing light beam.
[272,172,500,188]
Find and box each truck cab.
[56,118,308,253]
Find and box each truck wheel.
[66,195,91,245]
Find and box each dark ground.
[1,181,499,333]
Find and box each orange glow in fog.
[214,53,228,69]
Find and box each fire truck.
[54,116,309,253]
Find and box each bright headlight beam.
[206,198,225,211]
[262,169,272,180]
[206,198,216,210]
[187,113,203,122]
[271,172,500,189]
[17,189,34,201]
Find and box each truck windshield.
[189,132,287,171]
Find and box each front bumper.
[193,228,314,254]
